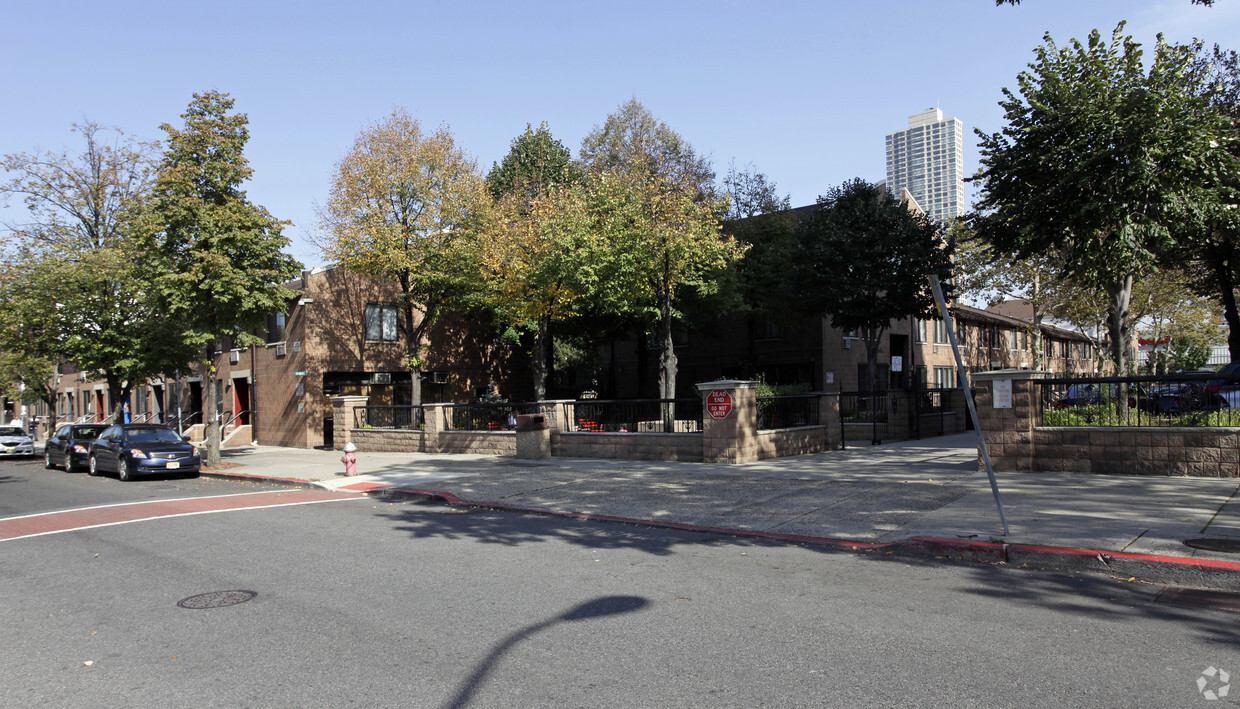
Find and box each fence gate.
[839,390,891,447]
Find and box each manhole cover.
[1183,538,1240,554]
[177,590,257,609]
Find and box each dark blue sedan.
[87,424,201,481]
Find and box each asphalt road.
[2,459,1239,708]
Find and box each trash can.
[515,414,550,459]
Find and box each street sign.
[293,371,306,377]
[706,390,733,419]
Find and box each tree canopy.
[791,179,954,390]
[0,122,185,419]
[140,90,302,463]
[971,24,1230,373]
[579,100,745,401]
[320,107,491,405]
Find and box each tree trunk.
[1105,275,1134,375]
[1212,252,1240,364]
[657,292,677,431]
[205,373,221,467]
[532,316,550,401]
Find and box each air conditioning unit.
[842,338,852,349]
[372,372,392,384]
[292,341,301,353]
[229,351,240,364]
[429,371,449,384]
[274,343,287,356]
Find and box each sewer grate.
[1182,538,1240,554]
[1155,587,1240,613]
[177,590,257,609]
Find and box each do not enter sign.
[706,390,733,419]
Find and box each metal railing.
[1038,373,1240,427]
[443,402,542,431]
[914,387,966,438]
[839,390,896,445]
[356,405,425,430]
[561,398,702,434]
[756,394,819,430]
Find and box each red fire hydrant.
[341,441,358,476]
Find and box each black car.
[88,424,201,481]
[44,423,108,471]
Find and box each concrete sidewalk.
[209,433,1240,591]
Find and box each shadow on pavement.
[376,497,1240,652]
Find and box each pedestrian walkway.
[209,434,1240,591]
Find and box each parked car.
[87,424,200,481]
[43,423,108,471]
[0,425,35,458]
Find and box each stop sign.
[706,390,733,419]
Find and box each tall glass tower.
[884,108,965,222]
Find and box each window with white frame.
[365,303,399,342]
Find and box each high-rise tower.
[884,108,965,221]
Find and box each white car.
[0,426,35,458]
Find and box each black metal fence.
[756,395,819,430]
[915,387,965,437]
[443,402,542,431]
[1038,373,1240,427]
[356,405,424,430]
[562,398,702,433]
[839,390,894,444]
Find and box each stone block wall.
[971,370,1240,478]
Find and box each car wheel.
[44,449,56,470]
[118,460,132,482]
[87,455,100,477]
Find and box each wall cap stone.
[696,380,758,391]
[971,369,1049,383]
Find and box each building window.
[266,312,286,344]
[933,320,948,344]
[1010,330,1020,351]
[915,320,927,343]
[365,303,399,342]
[934,366,955,389]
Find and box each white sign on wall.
[993,379,1013,409]
[891,356,903,372]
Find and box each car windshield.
[126,428,183,444]
[0,427,26,436]
[74,426,106,439]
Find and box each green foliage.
[971,25,1231,374]
[579,99,747,399]
[0,121,188,416]
[141,90,302,355]
[486,122,581,201]
[320,108,490,404]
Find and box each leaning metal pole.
[928,275,1010,536]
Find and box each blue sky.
[4,1,1240,269]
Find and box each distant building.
[885,108,965,222]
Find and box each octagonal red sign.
[706,390,733,419]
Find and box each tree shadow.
[441,595,649,709]
[375,497,1240,651]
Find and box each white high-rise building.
[884,108,965,221]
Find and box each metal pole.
[928,275,1010,536]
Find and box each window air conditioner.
[372,372,392,384]
[430,371,449,384]
[229,351,240,364]
[274,343,287,356]
[842,338,851,349]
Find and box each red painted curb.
[376,485,1240,575]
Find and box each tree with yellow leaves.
[320,108,491,405]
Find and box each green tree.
[0,122,184,422]
[481,123,594,400]
[971,25,1229,374]
[141,91,302,465]
[580,100,746,404]
[320,107,491,406]
[1178,44,1240,363]
[486,122,581,202]
[791,179,954,392]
